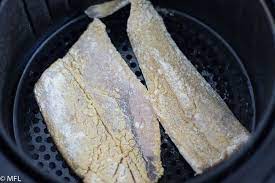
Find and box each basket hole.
[44,128,49,134]
[130,62,136,68]
[46,137,52,143]
[56,170,62,176]
[126,55,132,60]
[176,169,181,175]
[49,162,56,169]
[39,145,46,152]
[69,170,76,176]
[62,162,68,168]
[34,127,40,133]
[32,153,39,160]
[56,154,62,161]
[35,136,42,143]
[44,154,50,160]
[51,146,57,152]
[135,71,142,77]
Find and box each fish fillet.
[127,0,250,173]
[34,19,163,183]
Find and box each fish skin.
[35,19,163,183]
[127,0,250,173]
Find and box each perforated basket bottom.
[13,6,255,183]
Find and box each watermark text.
[0,176,21,182]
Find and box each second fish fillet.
[35,19,163,182]
[127,0,250,173]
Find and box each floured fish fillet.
[127,0,250,173]
[34,19,163,183]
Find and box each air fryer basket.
[0,0,274,183]
[13,6,256,183]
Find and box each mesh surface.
[13,7,255,183]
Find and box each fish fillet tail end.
[85,0,130,18]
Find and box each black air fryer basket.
[0,0,274,183]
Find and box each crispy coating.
[127,0,250,173]
[35,19,163,183]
